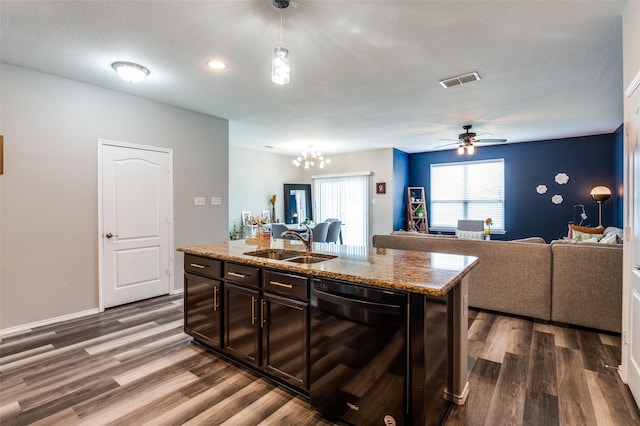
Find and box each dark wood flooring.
[1,294,639,425]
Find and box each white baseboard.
[0,308,100,337]
[171,288,184,295]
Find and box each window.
[313,173,371,246]
[430,159,504,231]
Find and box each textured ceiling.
[0,0,627,156]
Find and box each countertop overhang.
[178,239,478,297]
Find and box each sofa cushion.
[551,242,622,332]
[567,224,604,239]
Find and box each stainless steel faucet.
[281,224,313,252]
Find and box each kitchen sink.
[244,249,301,260]
[287,255,336,264]
[244,249,337,263]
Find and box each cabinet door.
[224,283,260,366]
[262,292,309,390]
[184,272,222,349]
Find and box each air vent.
[439,72,481,89]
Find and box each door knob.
[105,233,116,238]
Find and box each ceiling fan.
[436,125,507,154]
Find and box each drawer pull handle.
[261,299,266,328]
[213,287,218,312]
[190,263,206,269]
[270,280,293,289]
[227,272,246,278]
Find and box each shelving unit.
[407,187,428,233]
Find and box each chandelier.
[272,0,290,85]
[293,149,330,169]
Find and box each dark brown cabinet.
[262,292,309,390]
[184,256,310,393]
[262,270,310,390]
[224,282,260,366]
[184,273,222,348]
[184,254,223,349]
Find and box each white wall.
[0,64,229,330]
[228,146,306,231]
[229,147,395,242]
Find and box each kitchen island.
[178,238,478,426]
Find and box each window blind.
[430,159,504,231]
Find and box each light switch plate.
[211,196,222,206]
[194,197,205,206]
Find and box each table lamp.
[590,185,611,227]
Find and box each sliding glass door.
[313,173,370,246]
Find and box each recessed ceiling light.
[111,61,150,83]
[207,60,227,70]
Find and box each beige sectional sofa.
[372,233,623,333]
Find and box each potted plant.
[484,217,493,240]
[229,222,241,240]
[411,191,417,202]
[415,206,425,217]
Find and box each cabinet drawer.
[264,270,309,300]
[185,254,222,278]
[224,262,260,288]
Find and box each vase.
[271,206,276,223]
[485,235,491,241]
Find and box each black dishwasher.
[310,279,407,426]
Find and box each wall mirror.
[284,184,312,224]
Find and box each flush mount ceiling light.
[272,0,290,85]
[293,147,330,169]
[111,61,150,83]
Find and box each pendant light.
[272,0,290,85]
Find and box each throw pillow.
[598,233,619,244]
[568,224,604,239]
[572,229,604,242]
[455,230,484,240]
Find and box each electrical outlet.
[211,196,222,206]
[194,197,205,206]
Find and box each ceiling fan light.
[457,145,465,155]
[467,144,475,155]
[111,61,150,83]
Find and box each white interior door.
[627,89,640,405]
[99,141,173,309]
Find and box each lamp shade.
[590,185,611,203]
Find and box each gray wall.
[0,64,229,330]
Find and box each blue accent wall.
[405,133,620,242]
[613,124,624,227]
[392,148,409,231]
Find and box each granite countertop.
[178,238,478,296]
